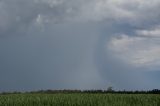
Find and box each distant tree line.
[1,89,160,95]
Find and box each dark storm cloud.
[0,0,81,37]
[0,22,104,91]
[1,0,160,91]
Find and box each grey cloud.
[94,24,160,90]
[0,22,104,91]
[0,0,76,36]
[1,0,160,91]
[2,0,160,35]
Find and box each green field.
[0,93,160,106]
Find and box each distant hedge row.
[1,89,160,95]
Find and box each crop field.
[0,93,160,106]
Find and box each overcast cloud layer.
[0,0,160,91]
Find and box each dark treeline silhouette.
[1,89,160,95]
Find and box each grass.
[0,93,160,106]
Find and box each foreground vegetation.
[0,93,160,106]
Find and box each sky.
[0,0,160,91]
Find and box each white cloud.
[107,33,160,70]
[136,26,160,37]
[34,0,64,7]
[76,0,160,26]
